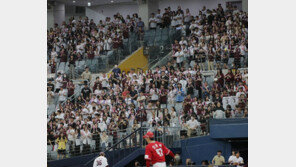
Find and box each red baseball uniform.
[144,141,172,165]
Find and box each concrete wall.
[242,0,248,12]
[47,8,54,29]
[53,2,65,26]
[65,5,86,22]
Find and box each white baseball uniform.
[93,156,108,167]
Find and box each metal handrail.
[83,127,143,166]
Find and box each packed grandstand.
[47,3,248,165]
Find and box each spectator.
[186,158,195,166]
[47,131,55,151]
[55,73,63,93]
[149,13,157,30]
[47,87,55,108]
[186,115,200,137]
[212,150,225,166]
[68,55,76,79]
[155,9,162,27]
[201,160,209,165]
[234,106,244,118]
[56,133,68,159]
[58,87,67,105]
[112,65,121,78]
[81,67,92,81]
[213,108,226,119]
[231,152,244,167]
[228,150,236,164]
[137,17,144,30]
[81,84,92,101]
[47,79,55,91]
[66,125,76,155]
[66,80,75,98]
[81,125,92,154]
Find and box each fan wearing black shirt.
[47,79,55,92]
[130,86,138,102]
[81,84,92,100]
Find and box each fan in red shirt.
[143,131,175,167]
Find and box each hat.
[143,131,154,139]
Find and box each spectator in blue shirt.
[176,83,185,102]
[202,82,211,100]
[137,17,145,30]
[112,64,121,78]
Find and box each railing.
[143,27,182,66]
[47,128,135,161]
[83,126,182,167]
[91,127,143,167]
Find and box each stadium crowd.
[47,12,146,77]
[47,4,248,160]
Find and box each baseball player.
[143,131,175,167]
[93,152,108,167]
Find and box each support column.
[138,0,159,30]
[47,7,54,29]
[242,0,248,12]
[53,2,65,26]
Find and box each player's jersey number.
[155,148,163,157]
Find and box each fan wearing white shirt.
[230,152,244,167]
[186,116,201,137]
[58,87,67,104]
[228,151,236,164]
[149,13,157,30]
[98,121,107,132]
[213,109,226,119]
[174,48,183,68]
[93,152,109,167]
[81,126,92,153]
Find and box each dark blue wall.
[210,118,248,139]
[180,136,231,165]
[48,153,98,167]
